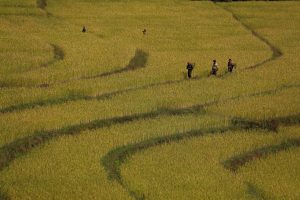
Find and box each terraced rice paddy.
[0,0,299,199]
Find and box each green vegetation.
[0,0,299,199]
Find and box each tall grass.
[0,0,299,199]
[121,127,300,199]
[0,115,228,199]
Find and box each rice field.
[0,0,299,199]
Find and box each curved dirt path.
[0,48,148,89]
[0,2,295,199]
[0,8,282,111]
[102,3,292,199]
[0,1,148,89]
[0,84,298,199]
[1,84,296,170]
[223,138,300,172]
[0,43,64,89]
[0,80,298,114]
[22,43,65,74]
[0,1,279,89]
[102,126,235,200]
[215,2,283,70]
[101,114,299,199]
[36,44,65,70]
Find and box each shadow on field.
[211,1,283,70]
[125,49,149,70]
[82,49,149,79]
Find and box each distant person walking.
[211,59,218,76]
[82,26,87,33]
[142,29,147,35]
[227,58,236,72]
[186,62,194,78]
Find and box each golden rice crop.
[121,126,300,199]
[0,0,299,199]
[0,114,227,199]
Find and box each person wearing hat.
[227,58,236,72]
[186,62,194,78]
[211,59,218,75]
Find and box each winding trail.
[52,49,149,86]
[2,85,297,170]
[1,83,298,114]
[0,2,296,200]
[0,44,64,89]
[1,1,149,89]
[0,77,195,114]
[0,106,204,171]
[0,10,285,112]
[102,126,235,200]
[40,44,65,68]
[0,86,298,198]
[101,114,300,200]
[80,49,149,80]
[24,44,65,74]
[223,138,300,172]
[0,48,148,89]
[0,0,282,90]
[215,2,283,70]
[100,3,292,199]
[0,0,64,88]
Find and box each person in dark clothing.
[211,59,218,76]
[142,29,146,35]
[82,26,87,33]
[227,58,236,72]
[186,62,194,78]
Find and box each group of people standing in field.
[81,26,236,78]
[186,59,236,78]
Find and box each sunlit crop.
[0,0,299,199]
